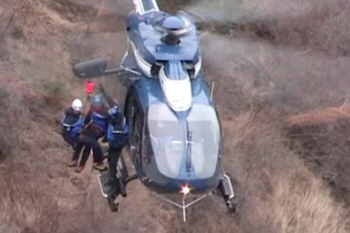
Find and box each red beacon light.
[86,80,94,95]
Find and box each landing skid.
[97,172,119,212]
[151,173,237,222]
[97,171,138,212]
[217,173,237,213]
[98,173,113,198]
[152,192,210,222]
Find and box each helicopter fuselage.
[72,0,237,217]
[123,72,224,195]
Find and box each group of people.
[61,93,129,201]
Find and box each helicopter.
[72,0,236,221]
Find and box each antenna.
[210,81,215,102]
[186,131,193,173]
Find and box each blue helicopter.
[73,0,236,221]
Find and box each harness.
[91,111,108,133]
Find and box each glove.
[108,106,118,117]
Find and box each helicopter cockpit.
[142,102,223,193]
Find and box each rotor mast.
[133,0,159,15]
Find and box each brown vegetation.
[1,0,350,232]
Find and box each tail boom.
[133,0,159,15]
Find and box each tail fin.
[133,0,159,15]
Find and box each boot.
[74,165,84,173]
[93,162,107,172]
[107,194,118,212]
[68,160,78,167]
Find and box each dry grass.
[0,1,89,231]
[287,119,350,206]
[0,68,70,231]
[1,0,350,232]
[221,112,348,233]
[188,0,350,57]
[193,1,350,231]
[156,112,349,233]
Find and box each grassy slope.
[0,0,350,232]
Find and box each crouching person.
[107,110,129,202]
[61,99,85,167]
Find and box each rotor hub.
[162,16,185,31]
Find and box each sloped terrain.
[1,0,350,233]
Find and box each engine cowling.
[159,60,192,112]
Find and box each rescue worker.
[106,109,129,202]
[78,94,109,171]
[61,99,88,167]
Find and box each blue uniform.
[84,107,110,137]
[107,117,130,198]
[107,119,129,147]
[61,108,84,146]
[91,111,109,133]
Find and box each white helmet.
[71,99,83,112]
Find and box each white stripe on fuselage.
[130,40,152,77]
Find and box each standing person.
[77,94,110,171]
[61,99,86,167]
[106,110,129,202]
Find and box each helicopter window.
[145,103,221,179]
[182,59,201,79]
[183,61,195,79]
[148,112,183,155]
[186,104,221,179]
[147,103,186,178]
[151,62,162,77]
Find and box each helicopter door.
[141,114,152,166]
[131,99,144,168]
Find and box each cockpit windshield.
[147,103,221,179]
[186,104,221,178]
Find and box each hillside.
[1,0,350,232]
